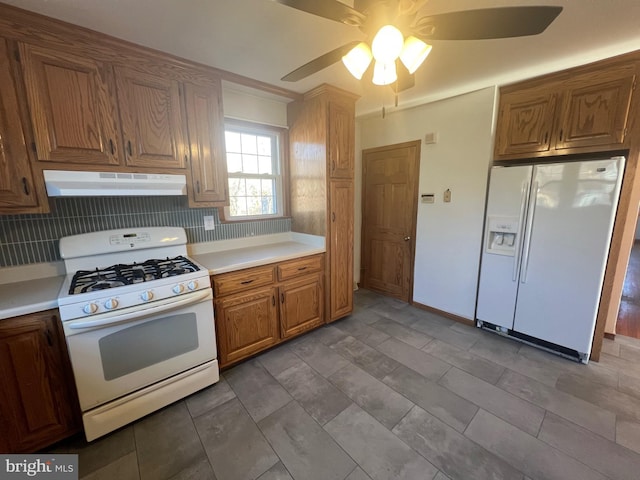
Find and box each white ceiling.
[4,0,640,116]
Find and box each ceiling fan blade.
[272,0,366,27]
[281,41,360,81]
[414,6,563,41]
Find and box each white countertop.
[0,232,324,319]
[0,275,65,320]
[190,232,325,275]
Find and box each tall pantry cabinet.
[287,84,358,322]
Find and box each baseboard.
[604,332,616,340]
[411,301,475,327]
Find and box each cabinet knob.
[404,236,411,241]
[127,140,133,156]
[332,212,336,222]
[280,293,285,303]
[109,138,115,155]
[196,180,201,193]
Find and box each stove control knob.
[173,284,185,294]
[140,290,154,302]
[83,303,98,315]
[187,280,198,291]
[104,298,119,310]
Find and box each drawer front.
[277,254,324,281]
[213,265,275,297]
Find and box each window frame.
[220,119,289,222]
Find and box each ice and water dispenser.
[485,216,519,256]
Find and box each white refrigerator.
[476,157,624,362]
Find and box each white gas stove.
[57,227,219,442]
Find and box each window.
[223,120,285,220]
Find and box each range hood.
[43,170,187,197]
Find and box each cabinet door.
[279,273,324,339]
[494,88,558,158]
[0,311,80,453]
[328,101,355,178]
[184,81,228,205]
[19,43,121,166]
[0,39,39,210]
[328,180,354,322]
[115,67,186,169]
[215,287,278,367]
[555,64,636,150]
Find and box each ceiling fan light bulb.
[371,25,404,62]
[400,36,432,74]
[372,60,397,86]
[342,42,373,80]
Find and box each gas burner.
[68,255,201,295]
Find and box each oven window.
[99,313,199,381]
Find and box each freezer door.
[513,158,624,356]
[476,165,533,330]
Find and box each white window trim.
[222,120,287,221]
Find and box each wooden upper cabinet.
[184,81,228,205]
[115,67,186,169]
[555,64,636,150]
[494,89,558,158]
[0,39,39,210]
[495,60,637,160]
[19,43,121,166]
[328,101,355,178]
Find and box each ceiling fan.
[273,0,563,91]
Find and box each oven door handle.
[66,289,213,331]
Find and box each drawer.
[277,254,324,281]
[213,265,275,297]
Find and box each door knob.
[404,236,411,241]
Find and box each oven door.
[63,289,216,411]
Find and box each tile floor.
[49,289,640,480]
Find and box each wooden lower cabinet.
[215,286,279,366]
[0,310,81,453]
[279,273,324,339]
[214,254,325,368]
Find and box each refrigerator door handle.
[520,180,539,284]
[512,181,530,281]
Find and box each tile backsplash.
[0,197,290,267]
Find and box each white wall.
[222,82,289,127]
[356,87,497,319]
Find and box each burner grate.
[69,255,200,294]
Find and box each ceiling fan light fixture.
[342,42,373,80]
[371,25,404,63]
[372,60,397,86]
[399,36,432,74]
